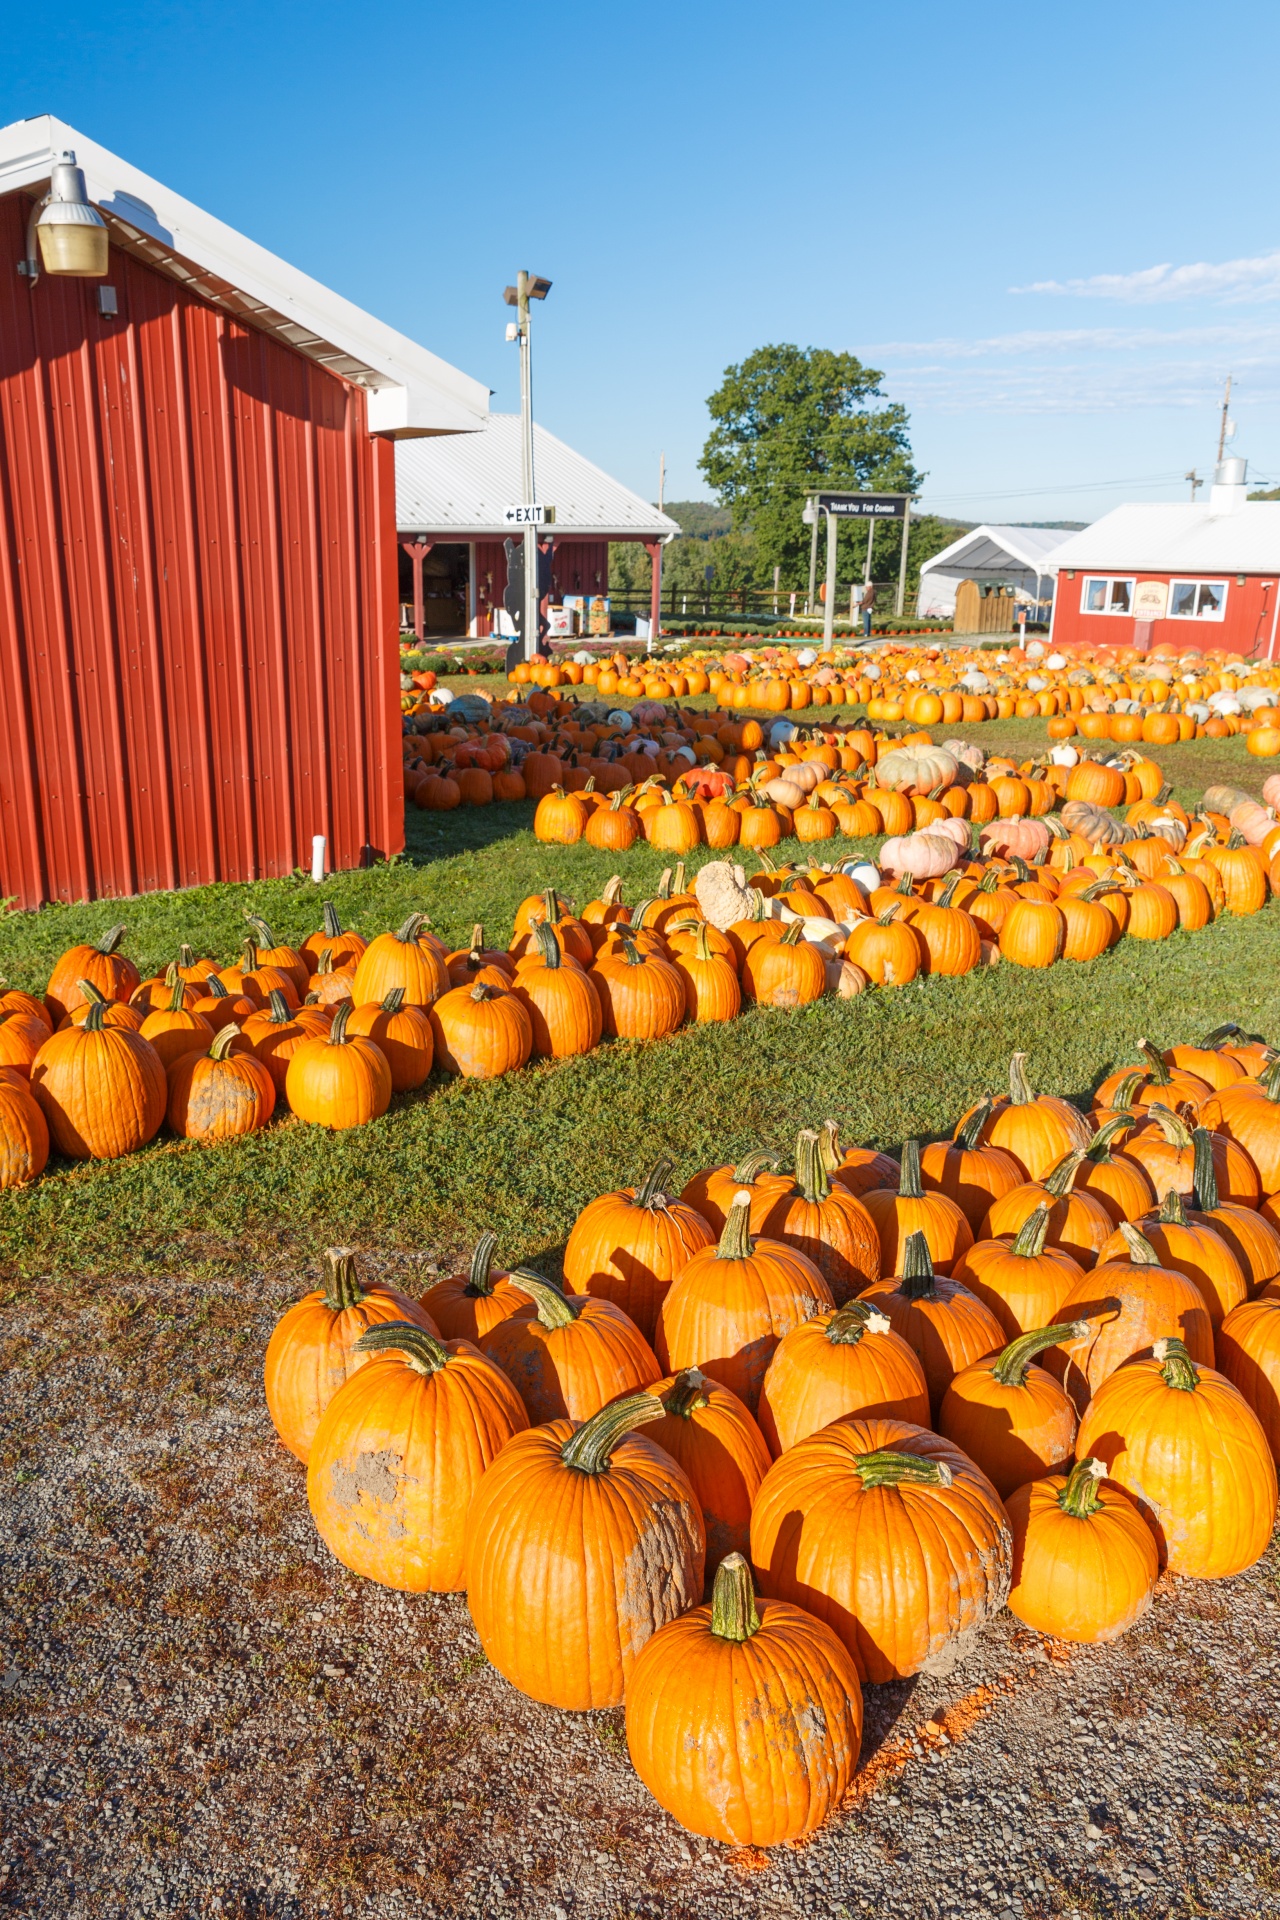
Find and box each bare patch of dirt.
[2,1248,1279,1919]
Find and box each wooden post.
[401,539,434,642]
[646,540,664,648]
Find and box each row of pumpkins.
[3,796,1278,1188]
[504,638,1280,748]
[265,1033,1280,1848]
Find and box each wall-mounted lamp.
[18,154,109,285]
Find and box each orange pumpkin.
[858,1230,1005,1415]
[44,924,140,1025]
[938,1321,1085,1497]
[1005,1458,1158,1642]
[479,1269,660,1422]
[625,1553,863,1845]
[750,1413,1012,1682]
[860,1137,974,1275]
[465,1392,706,1708]
[644,1368,772,1575]
[344,987,434,1090]
[756,1127,881,1306]
[757,1297,930,1456]
[563,1159,715,1343]
[166,1023,276,1140]
[30,996,166,1161]
[1049,1223,1216,1411]
[284,1000,392,1129]
[349,913,449,1009]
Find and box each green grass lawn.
[1,710,1275,1289]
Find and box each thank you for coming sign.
[815,493,910,519]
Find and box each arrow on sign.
[504,503,556,527]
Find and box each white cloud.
[867,323,1280,361]
[1012,251,1280,305]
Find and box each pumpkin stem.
[314,949,336,977]
[1105,1069,1146,1113]
[1118,1221,1161,1267]
[991,1320,1090,1387]
[1137,1038,1171,1085]
[81,997,108,1033]
[952,1098,993,1154]
[824,1299,892,1347]
[709,1553,761,1643]
[1043,1149,1086,1200]
[656,868,674,899]
[77,978,110,1007]
[1008,1051,1035,1107]
[898,1137,924,1200]
[265,988,293,1025]
[1153,1335,1200,1392]
[1198,1022,1241,1049]
[393,913,427,944]
[778,922,805,947]
[1158,1186,1189,1227]
[875,904,901,926]
[470,982,501,1002]
[321,1246,367,1312]
[1057,1456,1107,1519]
[163,975,186,1012]
[601,875,624,907]
[897,1229,938,1301]
[716,1191,755,1261]
[532,920,563,969]
[93,923,127,955]
[508,1269,581,1328]
[672,861,687,895]
[1144,1102,1194,1150]
[731,1148,781,1184]
[354,1320,450,1375]
[321,901,344,938]
[245,912,279,948]
[465,1230,500,1296]
[376,986,406,1015]
[1259,1058,1280,1103]
[635,1158,675,1209]
[1009,1204,1053,1259]
[659,1367,710,1419]
[853,1448,953,1491]
[794,1128,830,1205]
[1086,1113,1138,1159]
[327,1001,354,1046]
[208,1023,241,1059]
[559,1390,666,1475]
[1191,1127,1220,1212]
[937,869,965,908]
[617,935,649,969]
[204,975,230,1001]
[816,1122,844,1178]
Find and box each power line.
[919,470,1190,506]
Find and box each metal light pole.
[805,496,820,615]
[505,271,552,660]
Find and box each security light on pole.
[19,153,108,283]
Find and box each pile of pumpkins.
[501,639,1280,752]
[265,1032,1280,1848]
[3,781,1277,1191]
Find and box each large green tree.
[699,344,922,584]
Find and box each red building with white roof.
[1047,462,1280,658]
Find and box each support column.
[645,540,664,649]
[401,539,434,642]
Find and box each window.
[1168,579,1228,620]
[1081,576,1135,615]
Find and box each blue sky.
[6,0,1280,522]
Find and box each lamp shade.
[36,159,108,277]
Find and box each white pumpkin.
[842,861,881,891]
[1050,743,1079,766]
[873,745,960,796]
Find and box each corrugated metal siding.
[0,193,402,910]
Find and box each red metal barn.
[0,116,488,910]
[1048,467,1280,659]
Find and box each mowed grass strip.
[0,723,1274,1285]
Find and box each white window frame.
[1080,575,1137,616]
[1167,577,1229,622]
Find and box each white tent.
[917,524,1068,621]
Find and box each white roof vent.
[1209,456,1248,517]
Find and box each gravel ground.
[3,1244,1279,1920]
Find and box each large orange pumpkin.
[240,990,333,1094]
[919,1099,1024,1230]
[263,1246,439,1462]
[1049,1225,1216,1410]
[0,1079,50,1188]
[1005,1458,1158,1642]
[625,1553,863,1846]
[861,1137,974,1275]
[344,987,434,1090]
[858,1229,1005,1415]
[1075,1337,1277,1576]
[750,1413,1012,1682]
[429,980,532,1078]
[680,1148,793,1236]
[45,924,141,1025]
[655,1191,834,1413]
[465,1391,706,1708]
[937,1321,1085,1497]
[166,1023,276,1140]
[1216,1294,1280,1460]
[757,1127,881,1306]
[757,1297,930,1455]
[479,1270,660,1422]
[563,1159,715,1342]
[963,1051,1092,1180]
[284,1000,392,1128]
[307,1320,528,1590]
[509,919,603,1060]
[418,1230,532,1344]
[349,913,449,1009]
[953,1204,1085,1338]
[30,996,167,1160]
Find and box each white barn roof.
[0,114,489,437]
[395,415,682,541]
[919,524,1068,580]
[1047,502,1280,575]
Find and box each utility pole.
[1186,469,1202,502]
[1217,374,1233,466]
[504,270,552,660]
[657,452,665,513]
